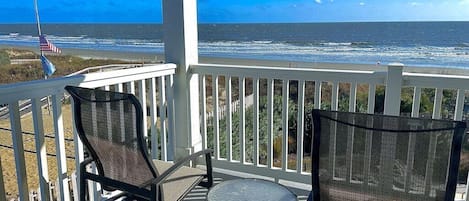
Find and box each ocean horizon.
[0,22,468,69]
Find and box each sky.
[1,0,469,23]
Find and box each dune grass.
[0,48,132,84]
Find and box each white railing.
[193,63,385,184]
[192,62,469,198]
[0,64,176,201]
[1,61,469,200]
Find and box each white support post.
[239,77,246,164]
[267,79,274,168]
[253,78,260,166]
[104,86,113,141]
[412,87,422,118]
[32,98,50,200]
[213,76,220,159]
[159,77,168,161]
[296,80,305,173]
[384,63,404,116]
[70,98,84,201]
[363,84,375,187]
[314,81,322,109]
[281,80,289,171]
[454,89,465,121]
[226,76,233,161]
[200,75,208,149]
[349,82,357,112]
[331,82,339,110]
[52,94,70,201]
[367,84,376,114]
[423,88,443,196]
[165,75,175,161]
[138,80,148,141]
[9,101,29,201]
[163,0,201,159]
[150,77,159,159]
[380,63,403,191]
[0,155,5,201]
[433,88,443,119]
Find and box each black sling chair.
[65,86,213,201]
[309,109,466,201]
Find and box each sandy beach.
[3,44,469,76]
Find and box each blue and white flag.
[40,55,56,76]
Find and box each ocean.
[0,22,468,68]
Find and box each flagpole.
[34,0,51,114]
[34,0,42,37]
[34,0,44,75]
[34,0,45,77]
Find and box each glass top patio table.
[207,178,298,201]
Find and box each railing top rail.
[67,63,145,76]
[404,72,469,79]
[0,63,176,104]
[403,72,469,90]
[191,63,385,83]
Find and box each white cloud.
[460,0,469,5]
[359,2,365,6]
[315,0,322,4]
[410,2,423,6]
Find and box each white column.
[384,63,404,116]
[380,63,403,191]
[162,0,201,159]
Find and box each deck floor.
[94,168,469,201]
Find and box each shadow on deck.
[182,170,311,201]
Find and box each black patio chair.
[65,86,213,201]
[308,109,466,201]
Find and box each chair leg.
[307,191,313,201]
[151,185,159,201]
[203,152,213,188]
[80,173,86,201]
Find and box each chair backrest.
[65,86,157,187]
[310,109,466,201]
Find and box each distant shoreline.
[2,44,469,76]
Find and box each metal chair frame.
[65,86,213,201]
[309,109,466,201]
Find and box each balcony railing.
[0,64,176,201]
[193,63,469,197]
[0,62,468,200]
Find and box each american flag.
[39,35,61,54]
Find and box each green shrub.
[0,50,10,65]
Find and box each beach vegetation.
[204,79,467,176]
[0,48,132,84]
[0,50,10,65]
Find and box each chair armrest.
[79,158,94,172]
[140,149,213,188]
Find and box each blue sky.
[1,0,469,23]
